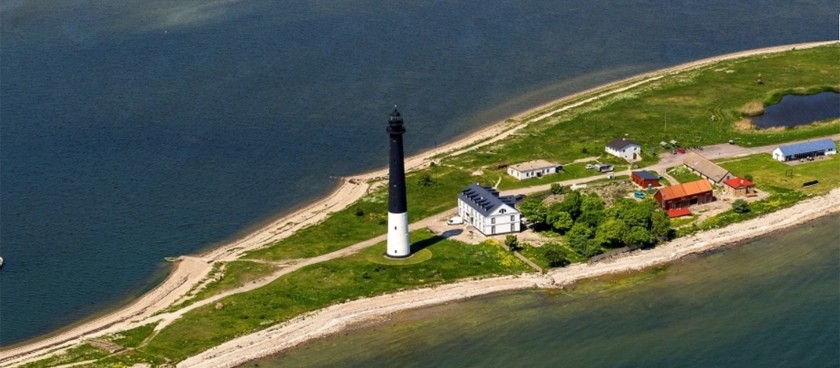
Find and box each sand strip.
[179,189,840,368]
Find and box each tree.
[547,210,574,234]
[578,193,606,227]
[732,199,751,214]
[519,198,548,226]
[543,244,570,268]
[550,183,566,195]
[650,210,671,241]
[621,200,654,228]
[504,235,520,251]
[605,198,634,220]
[623,226,655,248]
[595,218,629,248]
[558,191,582,220]
[567,222,593,254]
[581,193,605,213]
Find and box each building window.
[511,215,515,221]
[491,226,496,234]
[491,218,495,224]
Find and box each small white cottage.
[507,160,562,180]
[457,184,521,236]
[605,138,641,161]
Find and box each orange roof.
[667,208,692,218]
[657,179,713,200]
[723,177,754,188]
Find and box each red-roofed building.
[723,177,756,197]
[654,179,714,209]
[667,208,692,218]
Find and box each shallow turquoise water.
[251,214,839,367]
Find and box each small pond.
[751,92,839,128]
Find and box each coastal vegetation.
[14,44,840,367]
[142,230,528,361]
[245,165,482,260]
[718,152,840,196]
[445,45,838,171]
[519,192,670,259]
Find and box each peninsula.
[2,41,838,368]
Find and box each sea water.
[0,1,837,345]
[250,214,840,368]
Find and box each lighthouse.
[386,107,411,258]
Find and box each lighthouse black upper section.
[387,108,408,214]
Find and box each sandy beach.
[1,40,837,367]
[179,188,840,368]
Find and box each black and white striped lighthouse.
[386,107,410,258]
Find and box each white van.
[446,216,464,225]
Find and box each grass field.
[667,165,703,183]
[142,230,529,361]
[717,153,839,195]
[445,45,839,170]
[246,165,482,260]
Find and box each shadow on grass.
[438,229,463,239]
[410,234,449,254]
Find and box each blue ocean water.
[0,1,836,345]
[251,215,840,368]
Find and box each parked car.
[634,191,645,199]
[446,216,464,225]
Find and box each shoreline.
[179,189,840,368]
[1,40,837,366]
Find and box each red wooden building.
[654,179,714,209]
[631,171,660,188]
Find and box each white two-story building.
[605,138,641,161]
[457,184,521,236]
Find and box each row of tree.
[519,190,670,257]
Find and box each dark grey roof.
[459,184,512,217]
[633,171,658,180]
[778,139,836,157]
[606,138,640,150]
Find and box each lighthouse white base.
[386,212,410,258]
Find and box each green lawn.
[142,230,530,362]
[718,152,839,195]
[667,166,703,183]
[246,165,483,260]
[519,242,586,269]
[177,261,278,307]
